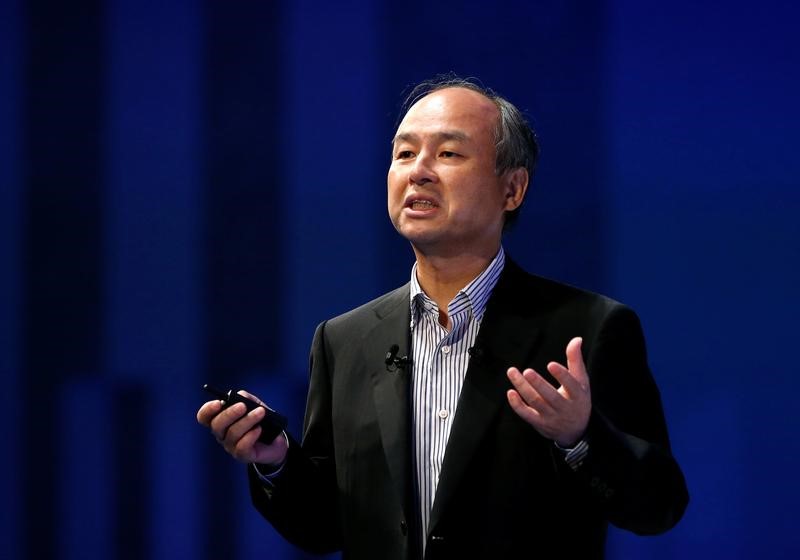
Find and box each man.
[197,76,688,559]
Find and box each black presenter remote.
[203,384,288,443]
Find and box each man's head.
[388,76,539,258]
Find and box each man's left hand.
[506,337,591,447]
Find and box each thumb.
[566,337,587,382]
[238,389,265,407]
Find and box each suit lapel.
[366,286,414,519]
[428,261,544,533]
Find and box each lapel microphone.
[385,344,412,371]
[468,344,486,363]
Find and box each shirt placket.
[428,306,470,493]
[424,313,446,501]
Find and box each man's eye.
[440,151,459,158]
[395,150,414,159]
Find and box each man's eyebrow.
[392,130,470,145]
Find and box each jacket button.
[400,521,408,536]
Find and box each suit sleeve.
[247,321,343,554]
[576,304,689,535]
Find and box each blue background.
[1,1,798,558]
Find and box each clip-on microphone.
[385,344,412,371]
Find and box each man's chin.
[395,224,443,248]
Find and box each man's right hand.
[196,390,289,467]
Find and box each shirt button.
[441,345,451,354]
[438,409,449,419]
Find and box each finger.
[507,367,556,413]
[209,402,248,440]
[565,337,588,383]
[196,400,223,426]
[224,406,266,446]
[521,368,563,408]
[546,361,583,396]
[506,389,544,426]
[232,425,263,462]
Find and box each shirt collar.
[409,247,506,329]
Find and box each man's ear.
[503,167,529,211]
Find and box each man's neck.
[412,245,499,315]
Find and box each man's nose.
[408,153,437,185]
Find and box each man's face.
[388,87,523,257]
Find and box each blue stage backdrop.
[1,1,798,559]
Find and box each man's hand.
[196,390,289,466]
[506,337,591,447]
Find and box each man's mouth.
[405,196,439,211]
[410,200,437,210]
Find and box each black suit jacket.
[249,259,688,559]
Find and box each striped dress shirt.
[408,247,505,543]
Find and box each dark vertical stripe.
[203,2,284,378]
[0,0,23,556]
[21,1,104,558]
[202,3,284,558]
[113,384,150,560]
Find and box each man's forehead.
[395,87,498,138]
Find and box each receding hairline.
[392,87,501,147]
[406,86,500,120]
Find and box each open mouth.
[405,196,439,210]
[410,200,436,210]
